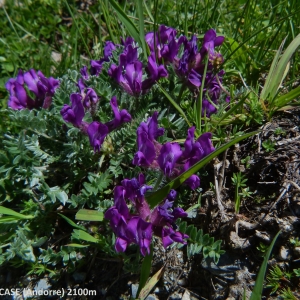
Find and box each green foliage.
[178,221,225,263]
[262,139,276,152]
[249,231,281,300]
[1,0,300,297]
[232,172,250,213]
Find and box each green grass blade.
[136,244,153,298]
[250,231,281,300]
[260,37,287,101]
[58,213,85,230]
[136,0,149,60]
[0,206,34,219]
[101,0,119,44]
[146,131,259,208]
[110,0,147,60]
[268,33,300,101]
[75,209,104,222]
[143,0,154,23]
[157,83,192,127]
[3,6,20,39]
[139,265,165,300]
[215,93,249,126]
[273,85,300,108]
[63,0,92,58]
[223,10,300,66]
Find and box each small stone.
[177,278,187,286]
[169,292,182,300]
[293,247,300,257]
[229,231,251,249]
[182,290,190,300]
[145,295,158,300]
[279,246,290,261]
[131,284,139,299]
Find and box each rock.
[293,246,300,257]
[279,246,290,261]
[169,291,182,300]
[145,295,158,300]
[229,231,251,250]
[131,284,139,299]
[182,290,191,300]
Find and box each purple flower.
[105,181,188,256]
[105,96,132,131]
[83,88,99,108]
[90,41,117,75]
[6,69,59,110]
[142,54,168,90]
[80,66,89,80]
[60,93,85,127]
[87,121,109,152]
[6,80,34,110]
[121,173,152,202]
[133,112,164,167]
[126,217,153,256]
[200,29,225,58]
[162,227,189,248]
[145,25,186,63]
[108,57,143,96]
[182,127,215,167]
[157,142,182,177]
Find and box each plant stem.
[197,55,209,133]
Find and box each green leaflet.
[75,209,104,222]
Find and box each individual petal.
[214,36,225,47]
[182,127,196,158]
[196,132,215,157]
[119,44,138,66]
[135,131,156,166]
[157,142,182,177]
[7,82,32,110]
[83,88,99,108]
[24,69,39,96]
[162,227,188,248]
[103,41,116,58]
[184,174,200,190]
[87,121,109,152]
[147,111,165,141]
[80,66,89,80]
[172,207,188,220]
[65,93,84,127]
[123,61,143,95]
[132,151,150,167]
[188,69,202,87]
[115,237,128,252]
[126,217,152,256]
[90,59,104,76]
[114,186,130,219]
[105,96,132,131]
[167,189,177,201]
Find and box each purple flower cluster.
[61,94,131,152]
[146,26,226,116]
[5,69,60,110]
[105,174,188,256]
[132,112,215,190]
[108,43,168,96]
